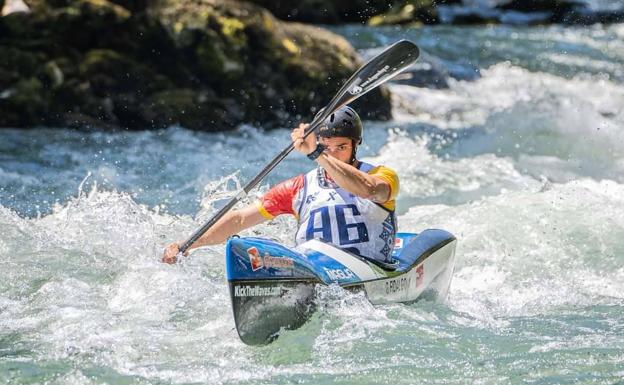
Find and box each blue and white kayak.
[226,229,457,345]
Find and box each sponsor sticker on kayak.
[323,267,355,281]
[415,265,424,288]
[385,276,411,295]
[247,247,294,271]
[234,285,281,297]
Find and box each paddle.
[177,39,420,256]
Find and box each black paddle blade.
[323,40,420,120]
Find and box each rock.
[495,0,582,24]
[139,88,235,130]
[496,0,624,25]
[107,0,149,12]
[0,77,45,126]
[0,0,392,130]
[590,10,624,24]
[78,49,171,95]
[496,0,583,14]
[449,10,501,25]
[385,51,480,89]
[276,21,391,121]
[43,60,64,88]
[244,0,394,24]
[393,64,449,89]
[156,0,391,126]
[366,0,623,26]
[368,0,462,26]
[552,8,624,24]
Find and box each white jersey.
[293,162,397,262]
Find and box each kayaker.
[162,105,399,264]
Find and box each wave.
[1,173,623,382]
[390,62,624,183]
[399,178,624,321]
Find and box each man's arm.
[162,204,266,264]
[316,154,392,203]
[290,123,392,203]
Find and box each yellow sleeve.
[254,200,275,220]
[368,165,399,211]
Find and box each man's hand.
[291,123,316,155]
[162,242,185,264]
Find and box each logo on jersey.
[247,247,294,271]
[394,238,403,249]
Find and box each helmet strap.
[350,140,358,166]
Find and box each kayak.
[225,229,457,345]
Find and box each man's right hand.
[162,242,183,264]
[291,123,316,156]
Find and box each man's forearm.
[188,206,266,250]
[316,154,390,202]
[190,212,236,249]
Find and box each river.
[1,23,623,384]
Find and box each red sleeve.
[256,174,305,218]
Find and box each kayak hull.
[226,229,457,345]
[228,281,316,345]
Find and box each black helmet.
[318,105,363,144]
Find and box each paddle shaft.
[178,40,420,254]
[179,121,319,254]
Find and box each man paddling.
[163,105,399,264]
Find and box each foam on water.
[364,129,539,209]
[1,172,623,384]
[391,62,624,184]
[0,185,260,384]
[400,179,624,318]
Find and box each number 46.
[306,204,369,245]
